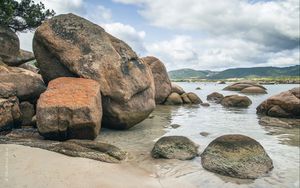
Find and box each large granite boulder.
[207,92,224,103]
[221,95,252,108]
[257,87,300,118]
[164,92,183,105]
[33,13,155,129]
[0,26,19,59]
[0,62,46,102]
[152,136,198,160]
[36,77,102,140]
[142,56,172,104]
[223,81,266,92]
[201,134,273,179]
[187,92,202,104]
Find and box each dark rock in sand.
[201,134,273,179]
[207,92,224,103]
[33,13,155,130]
[19,101,35,126]
[0,62,46,102]
[37,77,102,140]
[257,87,300,118]
[152,136,198,160]
[142,56,172,104]
[164,92,183,105]
[0,128,127,163]
[221,95,252,108]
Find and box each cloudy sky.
[19,0,299,71]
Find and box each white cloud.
[103,23,147,54]
[115,0,299,70]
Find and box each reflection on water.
[98,83,300,188]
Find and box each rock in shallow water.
[221,95,252,108]
[33,13,155,129]
[257,87,300,118]
[37,77,102,140]
[201,134,273,179]
[164,92,183,105]
[151,136,198,160]
[207,92,224,103]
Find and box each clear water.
[98,83,300,188]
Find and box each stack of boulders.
[164,83,203,105]
[223,81,267,94]
[207,91,252,108]
[1,13,190,140]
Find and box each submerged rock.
[142,56,172,104]
[0,62,46,102]
[207,92,224,103]
[241,86,267,94]
[33,13,155,129]
[201,134,273,179]
[152,136,198,160]
[221,95,252,108]
[0,128,127,163]
[258,116,300,128]
[199,132,210,137]
[37,77,102,140]
[164,92,183,105]
[257,87,300,118]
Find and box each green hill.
[168,68,215,79]
[168,65,300,80]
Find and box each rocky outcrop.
[33,13,155,129]
[223,81,266,92]
[164,92,183,105]
[207,92,224,103]
[37,77,102,140]
[0,62,46,102]
[142,56,172,104]
[241,86,267,94]
[0,129,127,163]
[221,95,252,108]
[257,87,300,118]
[152,136,198,160]
[171,83,185,95]
[201,134,273,179]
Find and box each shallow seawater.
[98,83,300,188]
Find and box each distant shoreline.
[171,76,300,84]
